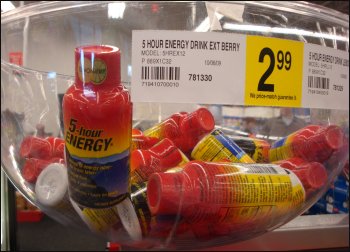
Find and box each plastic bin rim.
[1,1,348,27]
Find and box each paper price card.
[132,31,348,110]
[245,36,304,107]
[302,44,349,110]
[131,30,247,105]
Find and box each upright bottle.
[63,45,132,209]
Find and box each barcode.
[308,76,330,89]
[141,66,180,80]
[245,164,279,174]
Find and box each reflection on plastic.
[143,108,215,154]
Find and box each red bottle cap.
[46,137,65,159]
[307,125,344,162]
[147,172,187,216]
[22,158,51,183]
[292,162,328,190]
[149,138,182,166]
[75,45,121,88]
[146,137,160,149]
[283,125,322,160]
[20,136,52,159]
[132,128,143,137]
[132,135,159,150]
[180,108,215,136]
[153,113,187,141]
[130,150,153,173]
[320,125,344,150]
[131,139,183,181]
[55,142,65,159]
[163,120,182,139]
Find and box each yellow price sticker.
[245,36,304,107]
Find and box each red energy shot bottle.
[143,108,215,154]
[130,138,188,183]
[63,45,132,209]
[20,136,52,159]
[147,161,312,227]
[269,125,344,163]
[274,158,328,194]
[186,160,327,241]
[191,129,255,163]
[131,128,159,151]
[46,137,65,159]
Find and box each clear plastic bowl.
[1,1,349,250]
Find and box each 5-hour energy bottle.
[63,45,132,209]
[147,161,308,225]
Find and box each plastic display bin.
[1,1,349,250]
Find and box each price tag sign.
[132,31,348,110]
[245,36,304,107]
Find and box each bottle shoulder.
[63,84,131,105]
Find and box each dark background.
[308,1,349,14]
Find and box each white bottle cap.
[35,163,68,207]
[116,197,143,241]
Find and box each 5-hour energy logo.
[65,118,113,152]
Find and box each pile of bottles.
[18,106,347,247]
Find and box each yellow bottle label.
[143,124,164,138]
[218,164,305,224]
[191,163,306,225]
[191,130,255,163]
[251,139,270,163]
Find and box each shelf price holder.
[245,36,304,107]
